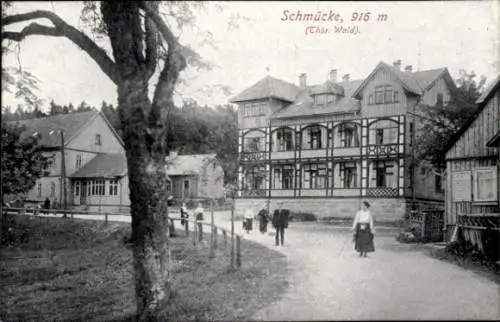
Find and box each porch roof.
[71,153,127,178]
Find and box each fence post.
[422,212,427,242]
[236,235,241,268]
[209,203,215,258]
[223,230,227,245]
[70,212,74,221]
[198,222,203,243]
[193,221,197,246]
[105,213,109,223]
[185,220,189,237]
[231,195,235,269]
[214,227,218,250]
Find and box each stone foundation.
[235,197,408,222]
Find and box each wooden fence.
[456,213,500,257]
[1,207,243,269]
[406,210,444,242]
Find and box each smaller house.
[165,152,224,201]
[444,75,499,247]
[70,153,130,214]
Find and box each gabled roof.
[352,61,423,98]
[412,68,447,90]
[12,110,98,148]
[166,153,218,176]
[71,153,127,178]
[229,76,300,103]
[271,80,363,119]
[476,75,500,105]
[445,75,500,153]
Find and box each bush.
[290,212,317,222]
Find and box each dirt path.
[216,218,499,321]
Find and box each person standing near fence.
[272,201,290,246]
[195,203,204,239]
[352,201,376,257]
[257,207,269,234]
[180,202,189,227]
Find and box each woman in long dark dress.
[352,201,376,257]
[257,208,269,233]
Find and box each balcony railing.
[366,187,398,197]
[240,151,267,162]
[240,189,267,197]
[367,144,399,157]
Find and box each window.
[166,181,171,193]
[272,165,294,189]
[327,94,335,104]
[184,180,189,194]
[369,120,398,145]
[338,123,360,148]
[371,161,396,188]
[371,85,399,104]
[375,129,384,145]
[74,181,80,197]
[243,166,266,190]
[95,134,101,146]
[435,175,443,193]
[274,128,294,152]
[339,162,358,188]
[92,179,105,196]
[50,182,56,197]
[473,168,498,202]
[314,95,325,106]
[109,179,119,196]
[436,93,443,106]
[409,122,414,146]
[244,102,266,117]
[303,163,326,189]
[303,126,323,150]
[245,137,263,152]
[37,182,42,198]
[375,86,384,104]
[76,154,82,169]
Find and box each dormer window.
[314,95,325,106]
[95,134,102,146]
[437,93,443,106]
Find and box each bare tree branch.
[2,10,120,84]
[144,4,158,80]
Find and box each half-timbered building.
[444,76,500,243]
[231,60,460,221]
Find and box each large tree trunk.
[117,77,171,320]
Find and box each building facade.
[165,152,225,201]
[444,76,500,241]
[231,60,458,221]
[13,110,130,213]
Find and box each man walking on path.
[272,201,290,246]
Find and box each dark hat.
[363,201,370,208]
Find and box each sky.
[2,1,499,112]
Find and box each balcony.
[333,147,361,157]
[301,149,328,159]
[366,144,399,157]
[300,189,327,197]
[270,150,294,160]
[240,189,267,197]
[240,151,267,163]
[366,187,398,197]
[332,188,361,197]
[270,189,294,197]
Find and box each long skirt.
[259,217,268,233]
[354,223,375,253]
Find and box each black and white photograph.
[1,1,499,321]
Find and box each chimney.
[168,150,178,160]
[405,65,413,73]
[342,74,350,82]
[299,73,307,89]
[393,59,402,70]
[329,69,338,83]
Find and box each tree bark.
[117,77,171,320]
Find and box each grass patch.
[0,215,288,321]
